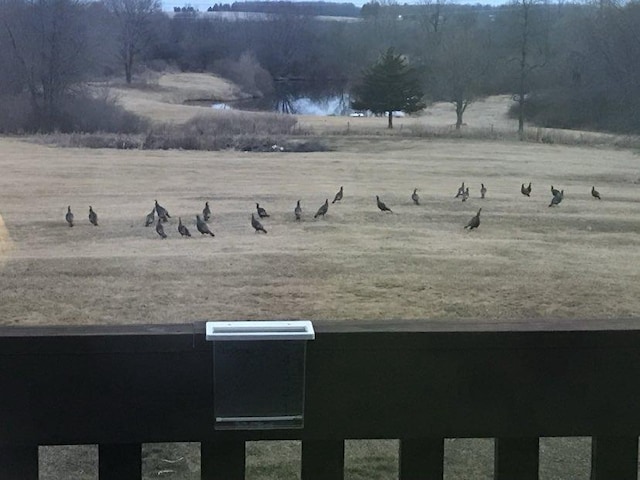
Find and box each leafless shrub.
[327,121,640,149]
[141,112,313,151]
[213,52,274,98]
[60,93,149,134]
[0,90,148,134]
[34,133,143,149]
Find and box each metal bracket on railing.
[206,321,315,430]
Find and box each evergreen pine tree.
[351,48,425,129]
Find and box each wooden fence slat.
[98,443,141,480]
[0,446,38,480]
[201,441,246,480]
[301,440,344,480]
[494,437,539,480]
[399,438,444,480]
[591,436,638,480]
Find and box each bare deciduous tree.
[2,0,89,129]
[433,12,493,129]
[104,0,161,83]
[509,0,550,139]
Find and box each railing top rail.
[2,316,640,337]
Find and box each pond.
[213,80,355,116]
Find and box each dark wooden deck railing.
[1,319,640,479]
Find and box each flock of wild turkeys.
[62,182,603,237]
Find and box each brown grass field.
[1,135,639,326]
[3,73,640,478]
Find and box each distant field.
[1,134,639,326]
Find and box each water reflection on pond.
[213,80,354,116]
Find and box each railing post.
[301,440,344,480]
[591,436,638,480]
[0,446,38,480]
[99,443,141,480]
[494,437,539,480]
[399,438,444,480]
[201,441,246,480]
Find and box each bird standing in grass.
[314,199,329,218]
[294,200,302,220]
[256,203,269,218]
[203,201,211,221]
[549,190,564,207]
[480,183,487,199]
[521,182,532,197]
[88,206,98,226]
[591,186,601,200]
[251,214,268,233]
[332,186,343,204]
[551,185,560,197]
[145,209,155,227]
[411,188,420,205]
[461,187,470,202]
[178,217,191,237]
[155,200,170,222]
[196,215,215,236]
[376,196,393,212]
[455,182,465,198]
[156,219,167,239]
[65,206,74,227]
[464,208,482,230]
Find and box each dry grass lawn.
[0,134,639,326]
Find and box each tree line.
[0,0,638,134]
[206,2,361,18]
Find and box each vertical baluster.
[591,436,638,480]
[0,446,38,480]
[201,441,246,480]
[99,443,141,480]
[494,437,539,480]
[301,439,344,480]
[399,438,444,480]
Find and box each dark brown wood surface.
[2,321,640,444]
[2,320,640,479]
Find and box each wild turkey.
[203,201,211,221]
[178,217,191,237]
[314,199,329,218]
[88,206,98,226]
[196,215,215,236]
[455,182,465,198]
[155,200,170,222]
[480,183,487,199]
[464,208,482,229]
[551,185,560,197]
[411,188,420,205]
[251,214,268,233]
[256,203,269,218]
[521,182,532,197]
[461,187,470,202]
[332,186,343,204]
[549,189,564,207]
[294,200,302,220]
[156,219,167,239]
[65,206,74,227]
[591,186,601,200]
[376,195,393,213]
[144,209,155,227]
